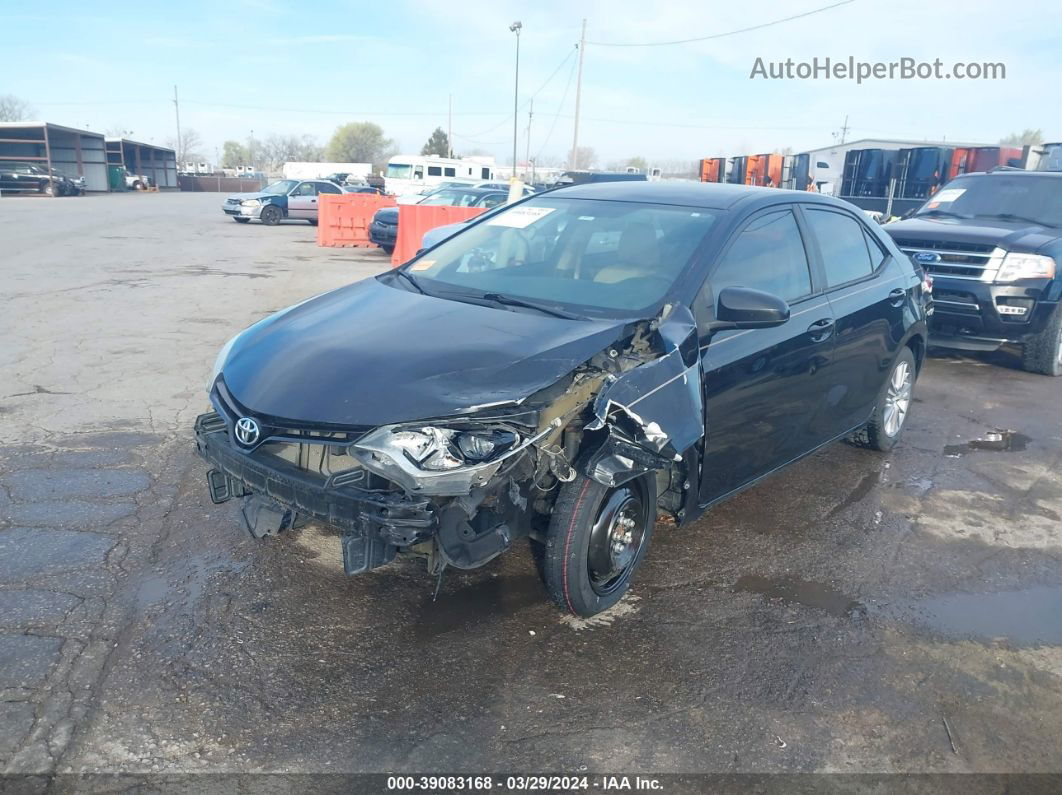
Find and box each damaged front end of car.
[194,303,704,580]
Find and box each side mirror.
[713,286,790,330]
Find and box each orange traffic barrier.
[391,204,488,266]
[317,193,396,248]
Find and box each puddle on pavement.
[883,586,1062,647]
[735,575,866,618]
[827,471,881,518]
[943,429,1030,456]
[414,574,544,639]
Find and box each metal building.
[0,122,109,191]
[106,138,178,189]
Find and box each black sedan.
[197,182,929,617]
[369,186,509,254]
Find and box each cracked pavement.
[1,192,1060,779]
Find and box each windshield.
[261,180,297,195]
[387,163,412,178]
[399,198,718,317]
[915,175,1062,228]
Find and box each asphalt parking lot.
[1,192,1061,780]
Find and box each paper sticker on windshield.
[486,206,555,228]
[932,188,965,203]
[410,260,435,271]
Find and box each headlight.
[208,332,241,391]
[996,253,1056,282]
[359,426,521,472]
[241,199,261,207]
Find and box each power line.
[535,53,579,161]
[585,0,856,46]
[454,44,577,141]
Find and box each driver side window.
[710,209,812,302]
[293,182,316,197]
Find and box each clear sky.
[4,0,1059,167]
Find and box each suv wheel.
[1021,304,1062,376]
[259,205,282,226]
[40,180,56,197]
[849,346,916,451]
[542,473,656,617]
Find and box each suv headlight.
[241,199,261,207]
[996,253,1056,282]
[359,426,520,472]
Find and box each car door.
[698,207,836,504]
[287,181,317,219]
[801,206,911,436]
[312,181,342,220]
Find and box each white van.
[384,155,495,197]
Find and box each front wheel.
[259,205,282,226]
[40,180,56,197]
[1021,304,1062,376]
[542,473,657,617]
[850,347,916,451]
[233,217,250,223]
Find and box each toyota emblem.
[234,417,261,446]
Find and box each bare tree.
[999,129,1043,145]
[166,128,204,165]
[258,134,324,172]
[571,146,596,169]
[0,94,35,122]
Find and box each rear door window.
[710,209,812,302]
[805,209,875,287]
[316,182,341,194]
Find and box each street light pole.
[510,21,522,180]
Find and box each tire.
[40,180,55,197]
[382,245,394,255]
[132,180,143,191]
[850,346,917,451]
[1021,304,1062,376]
[542,473,657,617]
[308,219,318,226]
[233,217,250,223]
[259,205,282,226]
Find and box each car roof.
[952,169,1062,179]
[543,180,848,211]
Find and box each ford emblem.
[913,251,941,265]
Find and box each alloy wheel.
[883,359,913,437]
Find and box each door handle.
[807,317,835,342]
[888,287,906,306]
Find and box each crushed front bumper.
[194,412,436,573]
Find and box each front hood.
[226,192,272,201]
[221,278,631,427]
[886,216,1059,254]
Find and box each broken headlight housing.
[371,426,520,471]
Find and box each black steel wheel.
[543,473,656,617]
[259,205,282,226]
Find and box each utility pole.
[839,114,850,145]
[447,94,453,158]
[173,85,182,165]
[569,18,587,170]
[510,21,523,179]
[524,98,533,180]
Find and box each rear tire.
[849,347,916,451]
[1021,304,1062,376]
[381,245,394,255]
[259,205,282,226]
[542,473,656,617]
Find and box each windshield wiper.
[479,292,581,320]
[975,212,1056,228]
[392,268,425,294]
